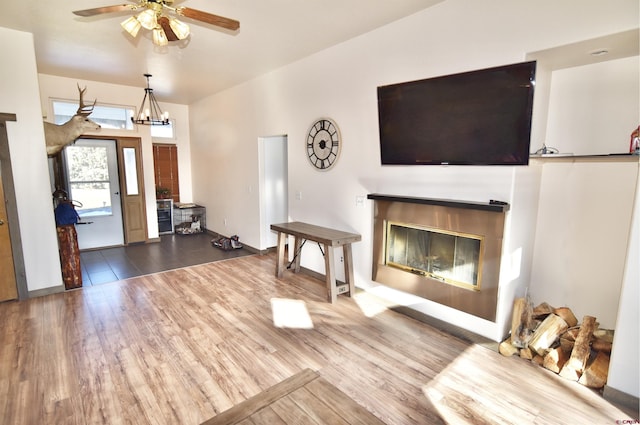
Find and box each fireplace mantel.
[367,194,510,213]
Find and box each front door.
[0,164,18,301]
[65,138,124,250]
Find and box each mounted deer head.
[43,84,101,156]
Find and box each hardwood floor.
[0,253,634,424]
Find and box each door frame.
[0,113,28,300]
[258,135,289,251]
[55,135,148,247]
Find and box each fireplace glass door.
[385,221,484,290]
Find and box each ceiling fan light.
[137,9,158,30]
[168,17,190,40]
[152,27,169,46]
[121,16,142,37]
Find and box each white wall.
[545,57,639,155]
[607,174,640,398]
[38,74,193,240]
[0,28,63,292]
[189,0,639,397]
[529,159,638,328]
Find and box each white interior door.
[65,138,124,250]
[259,135,288,249]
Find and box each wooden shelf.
[367,194,510,213]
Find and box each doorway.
[259,135,288,250]
[64,138,124,250]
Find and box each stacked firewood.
[499,297,614,389]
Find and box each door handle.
[0,219,4,225]
[114,192,120,195]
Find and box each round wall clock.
[306,118,341,170]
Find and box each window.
[65,145,113,218]
[52,100,135,130]
[151,120,175,139]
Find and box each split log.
[543,347,569,373]
[578,351,610,388]
[528,314,568,356]
[591,339,612,353]
[559,327,580,352]
[533,302,555,319]
[519,347,533,360]
[531,355,545,366]
[593,329,614,343]
[559,315,597,381]
[553,307,578,327]
[511,297,534,348]
[499,337,520,357]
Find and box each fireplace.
[368,194,509,321]
[386,221,484,291]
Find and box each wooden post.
[56,225,82,289]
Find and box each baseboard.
[603,385,639,418]
[28,284,65,298]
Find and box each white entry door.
[65,138,124,249]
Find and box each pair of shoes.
[230,235,243,249]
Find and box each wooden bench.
[270,222,361,303]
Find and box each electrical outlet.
[356,196,365,206]
[296,191,302,200]
[340,256,343,262]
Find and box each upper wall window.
[52,100,135,130]
[150,120,175,139]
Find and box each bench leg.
[324,244,337,303]
[343,244,355,297]
[275,231,286,278]
[293,237,303,273]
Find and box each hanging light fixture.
[132,74,169,126]
[119,3,191,47]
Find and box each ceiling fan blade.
[157,16,180,42]
[73,4,137,17]
[177,7,239,31]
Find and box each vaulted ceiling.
[0,0,443,104]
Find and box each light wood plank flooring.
[0,253,634,424]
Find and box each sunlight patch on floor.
[353,292,390,318]
[270,298,314,329]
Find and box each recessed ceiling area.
[527,29,639,70]
[0,0,444,104]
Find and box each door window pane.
[66,146,113,217]
[123,148,139,195]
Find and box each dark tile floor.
[80,232,252,286]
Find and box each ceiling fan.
[72,0,240,46]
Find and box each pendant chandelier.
[132,74,169,126]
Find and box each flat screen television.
[377,61,536,166]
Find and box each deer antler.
[76,84,97,116]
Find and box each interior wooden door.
[0,168,18,301]
[153,144,180,202]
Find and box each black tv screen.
[377,61,536,165]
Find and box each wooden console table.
[270,222,361,303]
